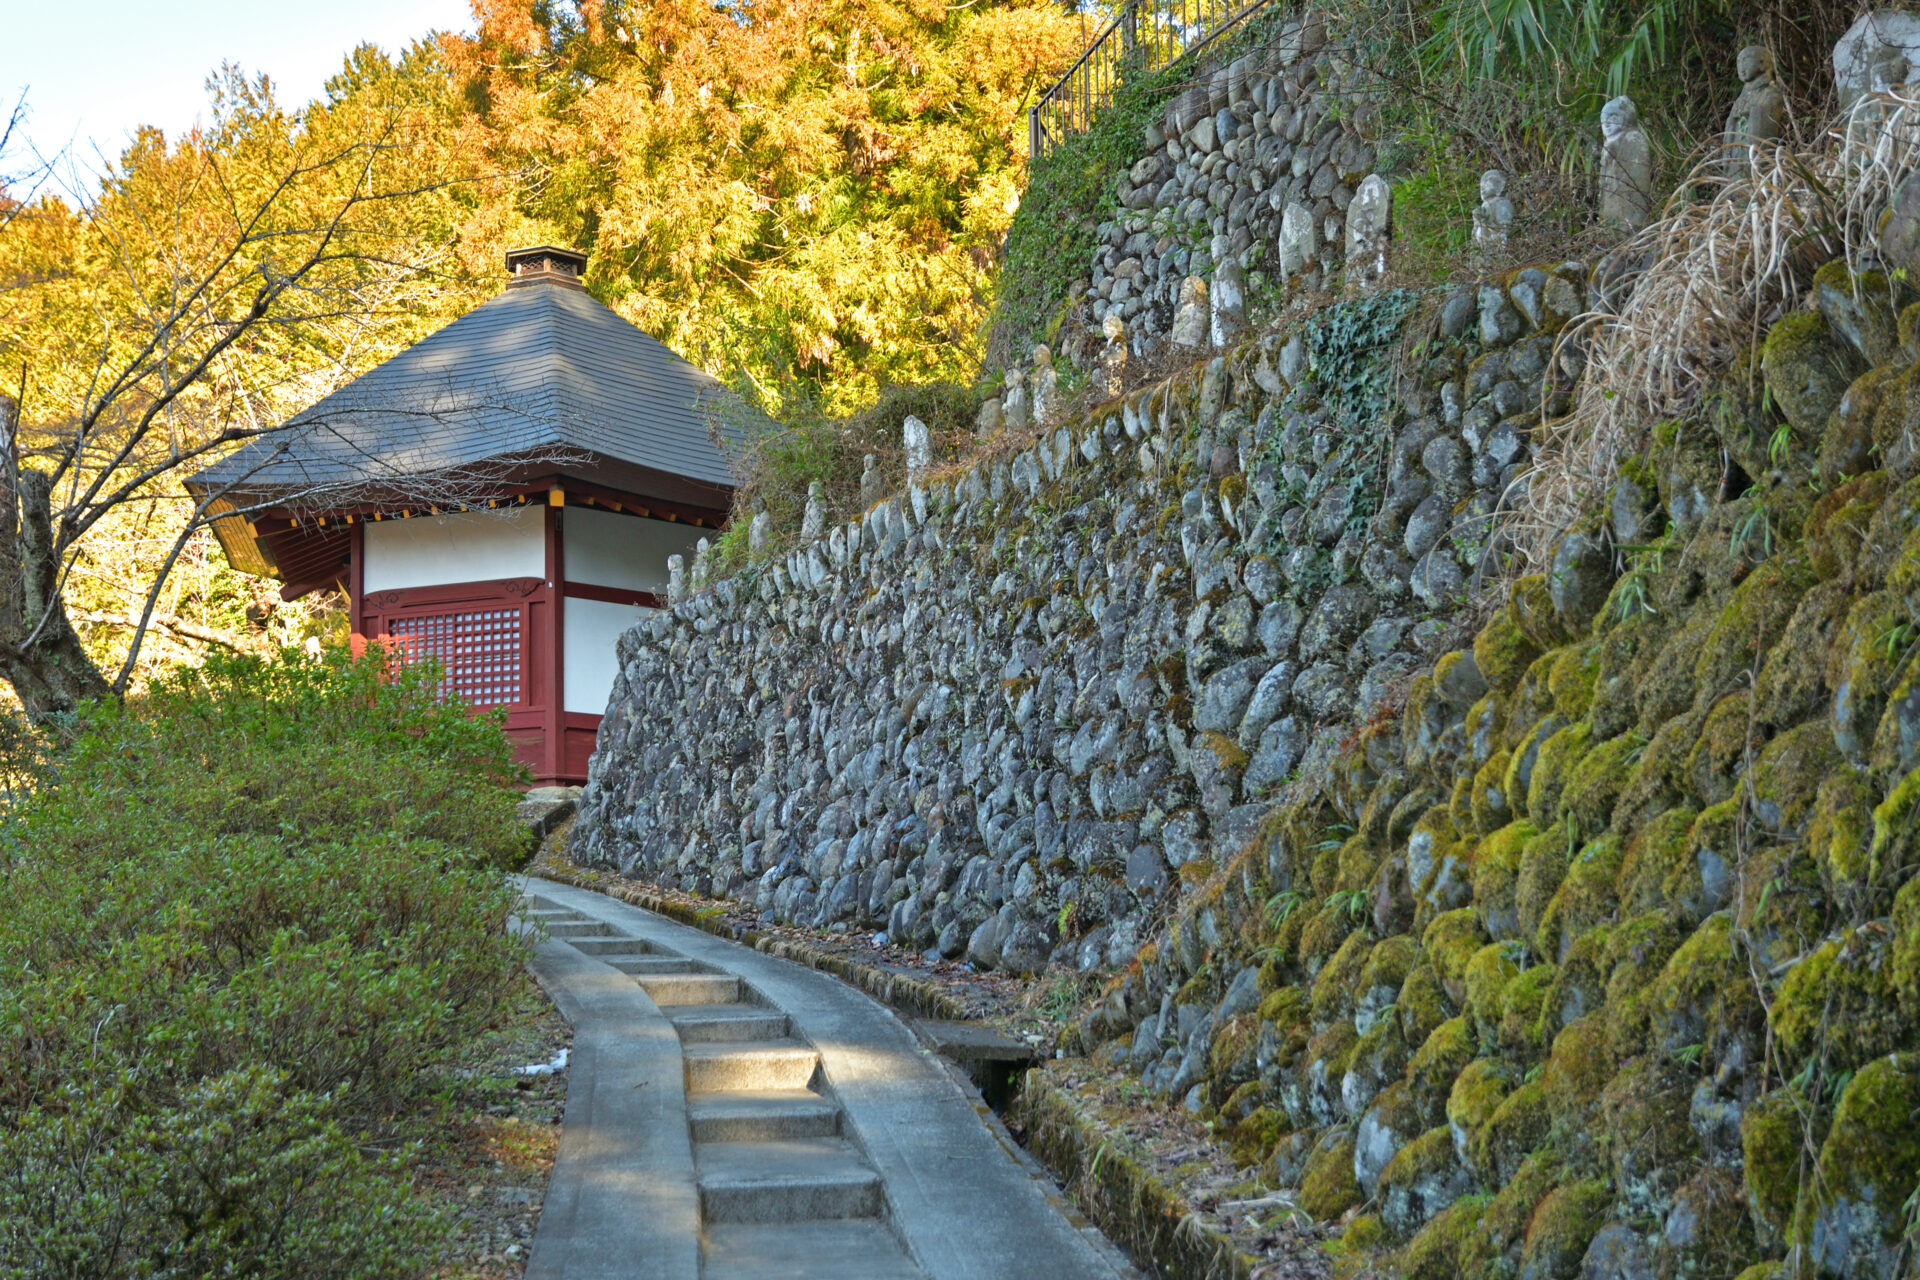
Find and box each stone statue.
[1845,42,1912,168]
[1599,95,1655,231]
[1002,367,1031,431]
[666,554,685,605]
[975,396,1004,437]
[858,454,883,508]
[748,508,770,555]
[800,481,826,541]
[1835,11,1920,110]
[1473,170,1514,260]
[1210,258,1247,347]
[1345,174,1391,288]
[1099,312,1128,397]
[691,537,711,592]
[1029,345,1059,425]
[1278,201,1317,278]
[1722,46,1785,173]
[902,414,932,480]
[1169,276,1209,349]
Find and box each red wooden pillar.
[347,519,366,655]
[544,489,566,786]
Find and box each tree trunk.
[0,415,112,718]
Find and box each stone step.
[671,1003,791,1042]
[696,1138,882,1224]
[635,972,744,1007]
[688,1089,840,1142]
[543,918,615,939]
[684,1041,819,1093]
[567,936,657,957]
[607,955,710,976]
[701,1220,924,1279]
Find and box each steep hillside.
[570,6,1920,1279]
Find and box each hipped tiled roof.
[190,276,760,497]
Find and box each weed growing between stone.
[0,648,531,1280]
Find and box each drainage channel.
[516,881,1134,1280]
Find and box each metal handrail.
[1027,0,1279,165]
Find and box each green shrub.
[0,648,528,1279]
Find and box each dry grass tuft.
[1514,88,1920,561]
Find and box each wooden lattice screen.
[388,607,525,709]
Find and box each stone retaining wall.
[571,272,1579,978]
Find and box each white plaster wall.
[565,596,653,713]
[363,506,545,592]
[566,507,702,593]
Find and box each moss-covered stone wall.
[572,273,1573,980]
[1082,264,1920,1278]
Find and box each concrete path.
[517,877,1136,1280]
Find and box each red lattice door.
[387,606,525,709]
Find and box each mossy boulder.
[1540,1012,1615,1132]
[1460,1152,1560,1276]
[1472,1078,1550,1186]
[1808,764,1877,892]
[1747,721,1841,837]
[1518,1178,1612,1280]
[1659,1166,1755,1280]
[1343,1015,1412,1118]
[1691,554,1814,708]
[1379,1126,1476,1238]
[1804,472,1890,580]
[1829,591,1910,760]
[1793,1054,1920,1280]
[1682,692,1754,808]
[1400,1197,1489,1280]
[1549,526,1618,636]
[1537,835,1623,964]
[1424,908,1490,1005]
[1547,641,1602,720]
[1592,615,1672,738]
[1654,420,1728,538]
[1507,715,1571,823]
[1527,721,1595,829]
[1616,807,1709,921]
[1477,606,1547,696]
[1516,820,1574,950]
[1771,927,1904,1073]
[1511,572,1576,651]
[1601,910,1689,1061]
[1298,1129,1364,1220]
[1545,924,1613,1030]
[1751,579,1851,732]
[1637,617,1716,735]
[1471,749,1516,835]
[1473,819,1536,940]
[1407,1014,1476,1121]
[1397,960,1456,1051]
[1869,763,1920,891]
[1500,962,1559,1059]
[1563,733,1637,836]
[1812,261,1903,366]
[1611,717,1697,838]
[1602,1058,1699,1217]
[1761,309,1866,436]
[1741,1086,1818,1250]
[1355,1078,1426,1196]
[1464,942,1523,1046]
[1644,913,1758,1065]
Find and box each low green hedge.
[0,649,530,1280]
